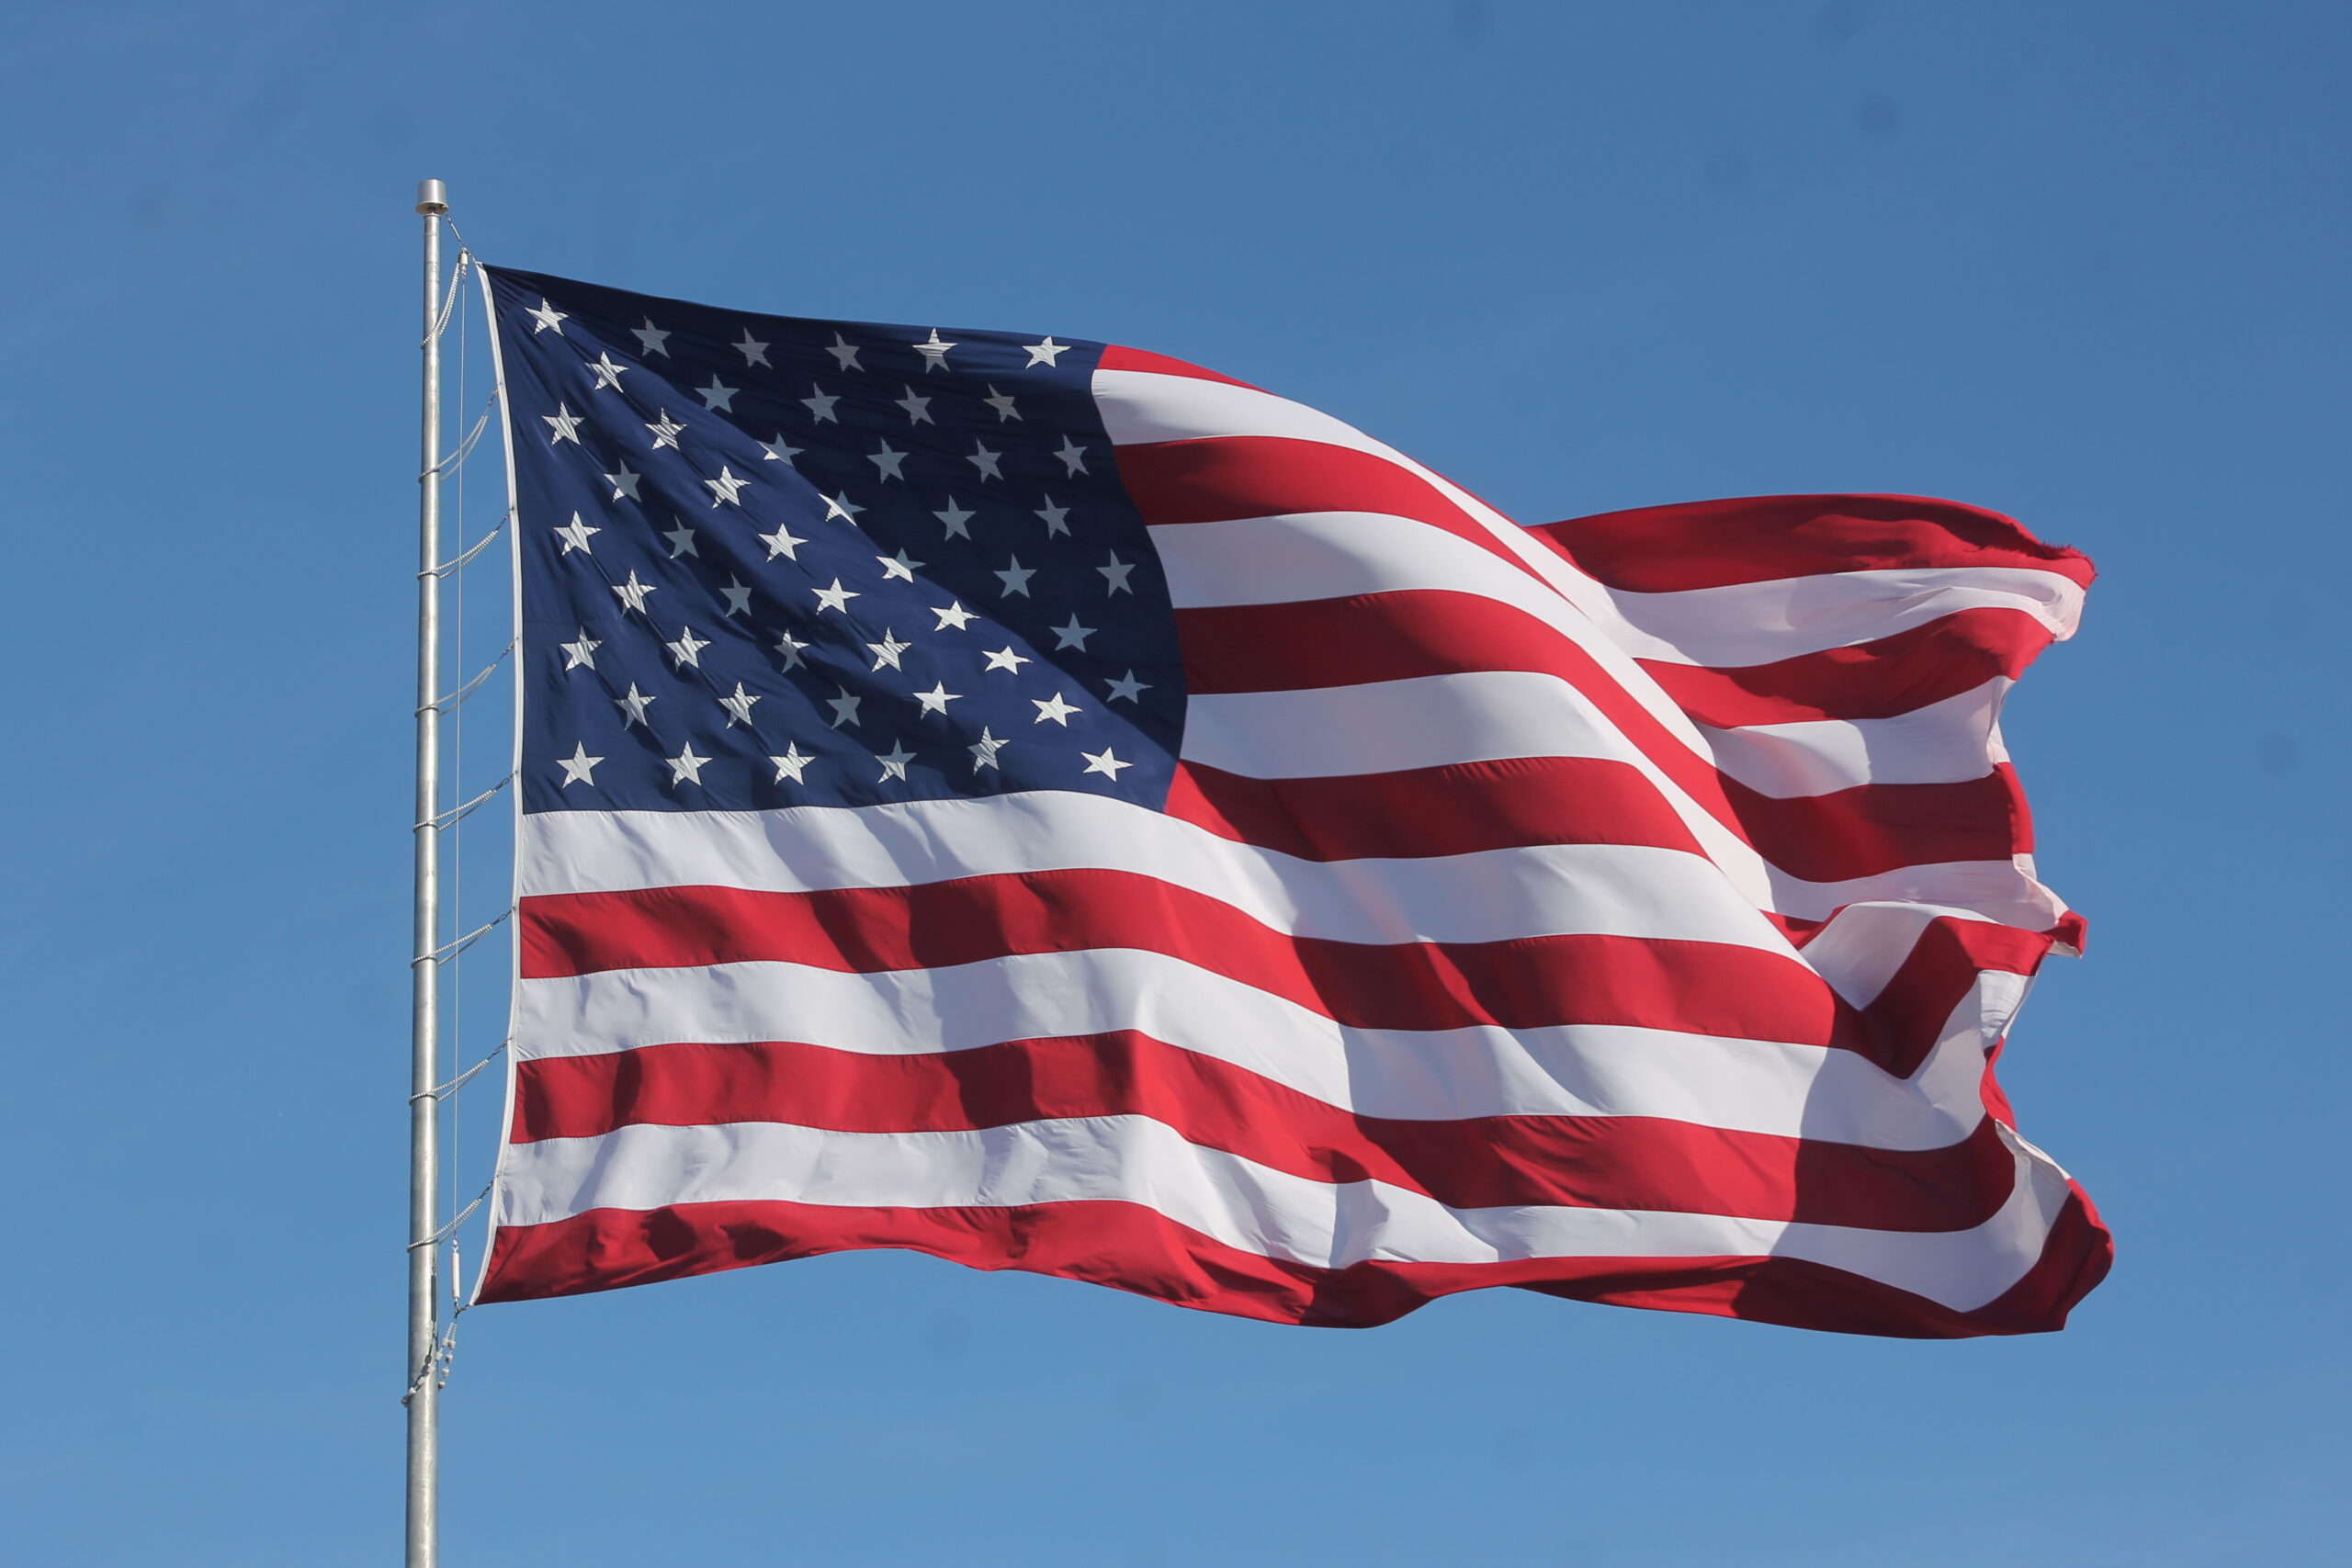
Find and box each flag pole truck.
[407,175,450,1568]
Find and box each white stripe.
[512,948,2002,1150]
[492,1111,2071,1313]
[1192,667,2006,802]
[1186,671,1640,776]
[1770,858,2065,938]
[1153,510,2075,675]
[1095,366,1385,454]
[1699,679,2012,796]
[521,795,1792,953]
[1604,572,2080,669]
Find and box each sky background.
[2,2,2345,1563]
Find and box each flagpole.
[407,175,449,1568]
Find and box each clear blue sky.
[3,3,2343,1563]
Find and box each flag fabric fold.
[473,266,2110,1336]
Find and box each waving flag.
[474,266,2110,1336]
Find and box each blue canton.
[488,267,1184,818]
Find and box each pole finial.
[415,179,448,216]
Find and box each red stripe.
[1166,756,1706,861]
[1636,606,2058,727]
[1115,434,1546,585]
[1724,766,2033,882]
[1098,344,1261,389]
[1173,593,2030,882]
[1858,917,2055,1078]
[1529,494,2095,592]
[475,1187,2114,1338]
[518,871,1851,1047]
[509,1033,2017,1231]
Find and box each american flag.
[473,265,2111,1336]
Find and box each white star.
[543,403,583,445]
[802,385,840,423]
[718,682,762,727]
[665,626,712,668]
[827,688,862,728]
[1104,670,1150,704]
[1055,435,1089,476]
[912,681,963,717]
[558,743,601,785]
[896,386,933,424]
[826,333,863,371]
[983,645,1031,674]
[526,298,567,334]
[605,460,641,501]
[720,577,752,616]
[866,630,910,671]
[646,409,685,449]
[934,498,975,539]
[587,352,627,390]
[554,513,599,554]
[733,330,771,367]
[1033,692,1080,726]
[877,548,922,582]
[633,319,672,356]
[1035,497,1071,536]
[874,741,915,782]
[705,465,749,506]
[969,727,1010,771]
[1023,336,1069,367]
[813,578,860,614]
[770,743,814,783]
[932,600,975,631]
[614,682,657,727]
[759,523,807,560]
[612,570,656,614]
[559,629,601,671]
[1050,615,1095,650]
[760,433,804,464]
[982,385,1021,422]
[913,327,957,372]
[1081,747,1132,780]
[663,521,698,558]
[774,628,809,669]
[1098,552,1135,594]
[698,378,739,412]
[868,441,909,481]
[994,556,1035,596]
[967,441,1003,479]
[666,745,710,785]
[824,491,865,524]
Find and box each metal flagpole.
[407,175,449,1568]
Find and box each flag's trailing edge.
[473,265,2111,1337]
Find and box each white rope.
[407,1043,507,1106]
[425,512,512,578]
[419,392,497,480]
[419,774,513,833]
[401,1176,493,1404]
[406,1193,485,1252]
[416,909,510,967]
[422,250,471,346]
[419,642,515,714]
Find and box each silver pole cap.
[415,179,448,216]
